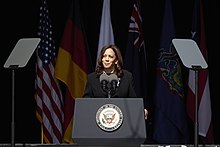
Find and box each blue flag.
[124,0,148,106]
[97,0,114,61]
[153,0,189,143]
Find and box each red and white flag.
[187,0,213,143]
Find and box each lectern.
[72,98,147,146]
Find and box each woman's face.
[102,48,117,71]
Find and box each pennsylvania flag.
[153,0,189,143]
[55,0,90,143]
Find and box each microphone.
[99,73,109,92]
[109,74,118,91]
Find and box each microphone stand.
[108,90,111,98]
[108,81,116,99]
[108,74,117,99]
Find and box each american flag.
[35,0,64,143]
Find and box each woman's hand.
[144,109,148,120]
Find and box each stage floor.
[0,144,219,147]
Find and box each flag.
[97,0,114,60]
[153,0,189,143]
[123,0,149,140]
[186,0,214,143]
[124,0,148,108]
[54,0,90,143]
[35,0,64,143]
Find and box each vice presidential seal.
[96,104,123,132]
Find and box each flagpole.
[192,65,202,147]
[41,125,43,143]
[11,67,17,147]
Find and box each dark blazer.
[83,69,137,98]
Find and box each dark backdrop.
[1,0,219,144]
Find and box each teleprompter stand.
[3,38,41,147]
[172,39,208,147]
